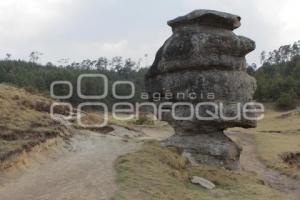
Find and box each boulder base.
[162,131,241,170]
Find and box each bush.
[132,113,155,126]
[276,90,297,110]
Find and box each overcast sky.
[0,0,299,66]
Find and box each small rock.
[191,176,215,189]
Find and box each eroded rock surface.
[145,9,257,170]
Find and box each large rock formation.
[145,10,257,170]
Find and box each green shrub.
[276,90,297,110]
[132,113,155,126]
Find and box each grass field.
[113,142,295,200]
[0,84,68,168]
[231,106,300,179]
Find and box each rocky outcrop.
[145,10,257,170]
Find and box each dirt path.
[1,126,299,199]
[226,131,300,198]
[0,129,138,200]
[137,127,174,141]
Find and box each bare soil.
[0,126,299,199]
[0,129,138,200]
[226,131,300,198]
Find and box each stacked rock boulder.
[145,10,257,170]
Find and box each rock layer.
[145,9,257,170]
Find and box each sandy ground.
[0,129,138,200]
[227,131,300,198]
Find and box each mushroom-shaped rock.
[145,10,257,170]
[168,10,242,30]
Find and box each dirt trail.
[1,126,299,199]
[227,131,300,198]
[137,127,174,141]
[0,129,138,200]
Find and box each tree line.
[1,41,300,111]
[250,41,300,109]
[0,57,148,110]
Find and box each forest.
[0,57,148,109]
[1,40,300,110]
[253,40,300,109]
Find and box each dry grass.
[0,83,67,167]
[114,142,295,200]
[231,107,300,179]
[107,112,168,129]
[254,132,300,179]
[73,111,167,131]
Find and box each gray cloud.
[0,0,299,66]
